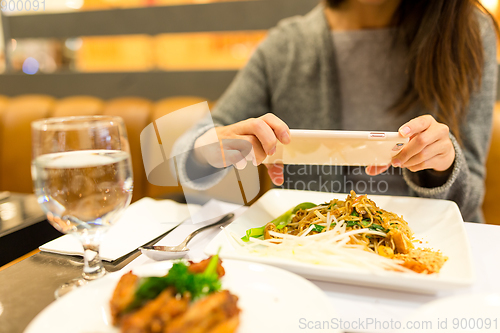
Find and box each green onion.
[346,221,359,228]
[360,219,371,227]
[311,224,325,233]
[368,224,389,233]
[241,202,316,241]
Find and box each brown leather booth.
[103,97,152,202]
[0,95,55,193]
[52,96,104,117]
[483,102,500,225]
[0,94,499,225]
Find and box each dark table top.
[0,192,191,333]
[0,250,141,333]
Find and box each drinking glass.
[31,116,133,297]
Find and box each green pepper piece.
[270,208,293,230]
[274,202,316,230]
[241,202,317,241]
[241,226,265,242]
[292,202,317,213]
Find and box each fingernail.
[399,126,411,136]
[275,177,284,185]
[392,159,401,167]
[268,146,276,156]
[281,131,291,144]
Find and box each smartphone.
[263,129,409,166]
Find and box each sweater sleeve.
[402,14,498,222]
[171,35,278,190]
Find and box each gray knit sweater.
[172,5,498,223]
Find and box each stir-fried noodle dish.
[239,191,447,274]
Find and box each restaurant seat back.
[0,95,10,188]
[0,95,55,193]
[52,96,104,117]
[483,102,500,225]
[103,97,152,202]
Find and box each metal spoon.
[139,213,234,261]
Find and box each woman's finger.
[238,118,278,155]
[365,164,391,176]
[223,150,248,169]
[259,113,291,144]
[234,157,248,170]
[406,155,449,172]
[392,129,440,167]
[402,141,447,168]
[221,138,255,163]
[265,163,284,185]
[243,135,267,164]
[398,114,435,138]
[206,135,266,167]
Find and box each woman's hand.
[193,114,290,185]
[366,115,455,176]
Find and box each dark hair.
[326,0,498,143]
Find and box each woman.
[173,0,498,222]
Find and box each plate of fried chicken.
[25,257,338,333]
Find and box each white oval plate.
[24,259,339,333]
[205,189,474,294]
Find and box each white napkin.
[39,198,201,261]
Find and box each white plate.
[401,293,500,332]
[205,189,474,294]
[24,259,340,333]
